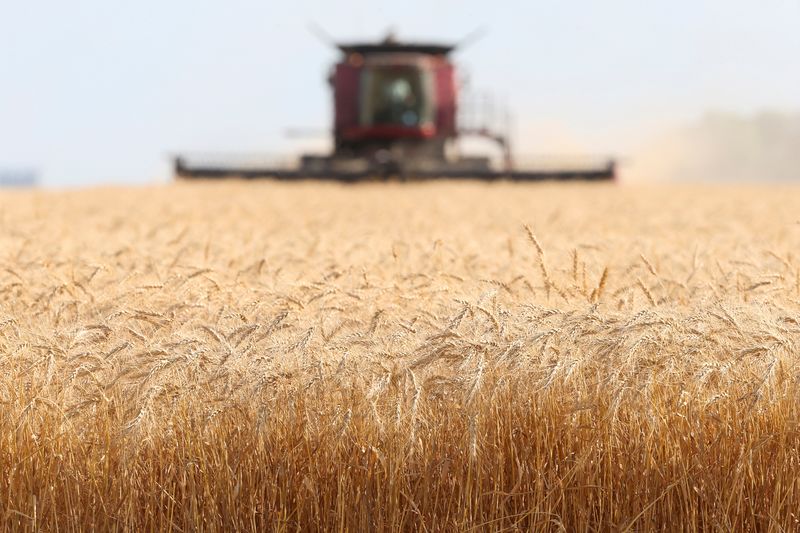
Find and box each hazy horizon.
[2,1,799,186]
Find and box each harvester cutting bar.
[174,156,616,182]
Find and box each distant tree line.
[0,170,38,187]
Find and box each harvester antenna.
[454,26,488,52]
[383,27,399,44]
[307,21,337,49]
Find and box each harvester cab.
[174,33,615,181]
[305,35,474,177]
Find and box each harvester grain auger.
[174,34,615,182]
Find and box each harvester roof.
[336,41,455,57]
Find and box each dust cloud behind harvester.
[623,111,800,183]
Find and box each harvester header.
[174,33,615,181]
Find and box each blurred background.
[1,0,798,187]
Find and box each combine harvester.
[174,33,615,181]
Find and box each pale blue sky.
[1,1,798,186]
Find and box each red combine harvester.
[174,35,615,181]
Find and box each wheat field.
[1,181,800,531]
